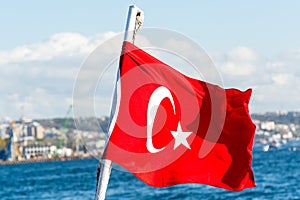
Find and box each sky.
[1,1,300,119]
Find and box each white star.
[171,122,192,150]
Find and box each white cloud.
[0,31,117,119]
[217,47,258,78]
[266,61,285,69]
[213,46,261,90]
[221,62,256,76]
[272,73,291,85]
[0,32,116,65]
[227,46,258,62]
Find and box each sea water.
[1,148,300,200]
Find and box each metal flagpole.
[94,5,144,200]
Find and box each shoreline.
[0,155,95,166]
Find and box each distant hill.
[34,111,300,134]
[251,112,300,124]
[36,116,110,133]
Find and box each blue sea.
[1,148,300,200]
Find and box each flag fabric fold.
[104,41,256,191]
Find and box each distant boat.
[262,141,281,152]
[262,145,269,152]
[286,140,300,151]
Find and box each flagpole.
[94,5,144,200]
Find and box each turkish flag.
[104,41,256,191]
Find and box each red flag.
[104,41,256,191]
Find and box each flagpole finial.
[124,5,144,43]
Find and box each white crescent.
[146,86,176,153]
